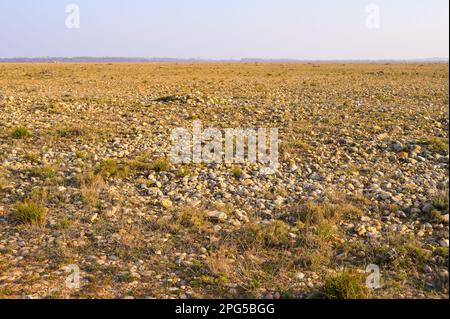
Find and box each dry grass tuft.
[13,201,48,225]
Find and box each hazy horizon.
[0,56,448,62]
[0,0,449,60]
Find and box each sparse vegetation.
[0,168,8,190]
[232,166,243,178]
[0,63,447,299]
[152,158,170,172]
[30,165,56,179]
[177,165,192,177]
[176,207,207,230]
[13,201,48,225]
[11,126,30,139]
[320,270,369,299]
[241,220,292,248]
[26,152,39,163]
[432,191,449,213]
[56,125,86,138]
[78,171,104,208]
[424,137,449,153]
[95,159,130,179]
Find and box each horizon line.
[0,56,448,63]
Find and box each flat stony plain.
[0,63,448,299]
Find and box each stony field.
[0,63,448,299]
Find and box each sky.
[0,0,448,60]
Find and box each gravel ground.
[0,63,448,299]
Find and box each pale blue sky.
[0,0,448,59]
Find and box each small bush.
[152,158,170,172]
[78,171,104,208]
[292,140,310,150]
[95,159,129,178]
[338,203,364,219]
[0,169,8,190]
[57,126,85,138]
[321,270,369,299]
[432,191,449,213]
[29,187,49,203]
[11,126,30,139]
[13,202,48,225]
[242,220,292,248]
[343,100,352,107]
[80,187,100,208]
[427,137,448,153]
[30,165,56,179]
[126,160,152,172]
[397,242,432,270]
[295,202,330,225]
[75,150,86,159]
[55,217,73,230]
[177,207,207,229]
[294,202,362,226]
[26,152,39,163]
[232,166,243,178]
[0,178,6,191]
[178,166,192,177]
